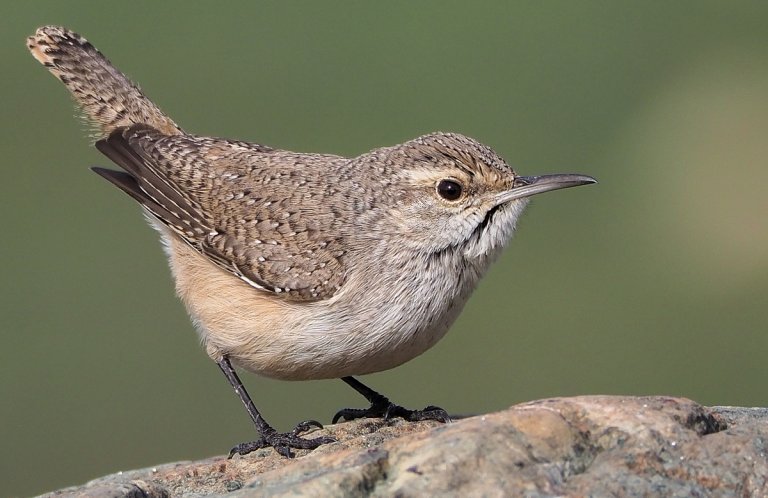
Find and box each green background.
[2,1,767,496]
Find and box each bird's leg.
[332,376,451,424]
[217,356,335,458]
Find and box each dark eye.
[436,179,463,201]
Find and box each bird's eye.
[436,179,463,201]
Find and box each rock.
[40,396,768,497]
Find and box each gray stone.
[39,396,768,497]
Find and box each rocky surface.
[41,396,768,497]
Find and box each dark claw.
[291,419,324,436]
[228,439,269,459]
[332,408,370,424]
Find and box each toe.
[332,408,368,423]
[292,419,324,436]
[228,439,268,458]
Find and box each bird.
[27,25,596,458]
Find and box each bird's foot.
[228,419,336,458]
[332,397,451,424]
[334,376,452,424]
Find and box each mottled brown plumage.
[28,26,596,458]
[94,125,350,300]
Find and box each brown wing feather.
[94,125,347,301]
[95,127,211,240]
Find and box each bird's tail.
[27,26,182,137]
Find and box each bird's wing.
[94,124,348,301]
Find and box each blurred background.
[2,1,767,495]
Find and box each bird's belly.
[230,308,459,381]
[195,278,468,381]
[163,232,473,380]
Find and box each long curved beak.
[495,174,597,204]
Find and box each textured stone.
[40,396,768,497]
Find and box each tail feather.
[27,26,182,137]
[91,166,193,234]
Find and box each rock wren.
[28,26,596,458]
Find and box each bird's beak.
[495,174,597,205]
